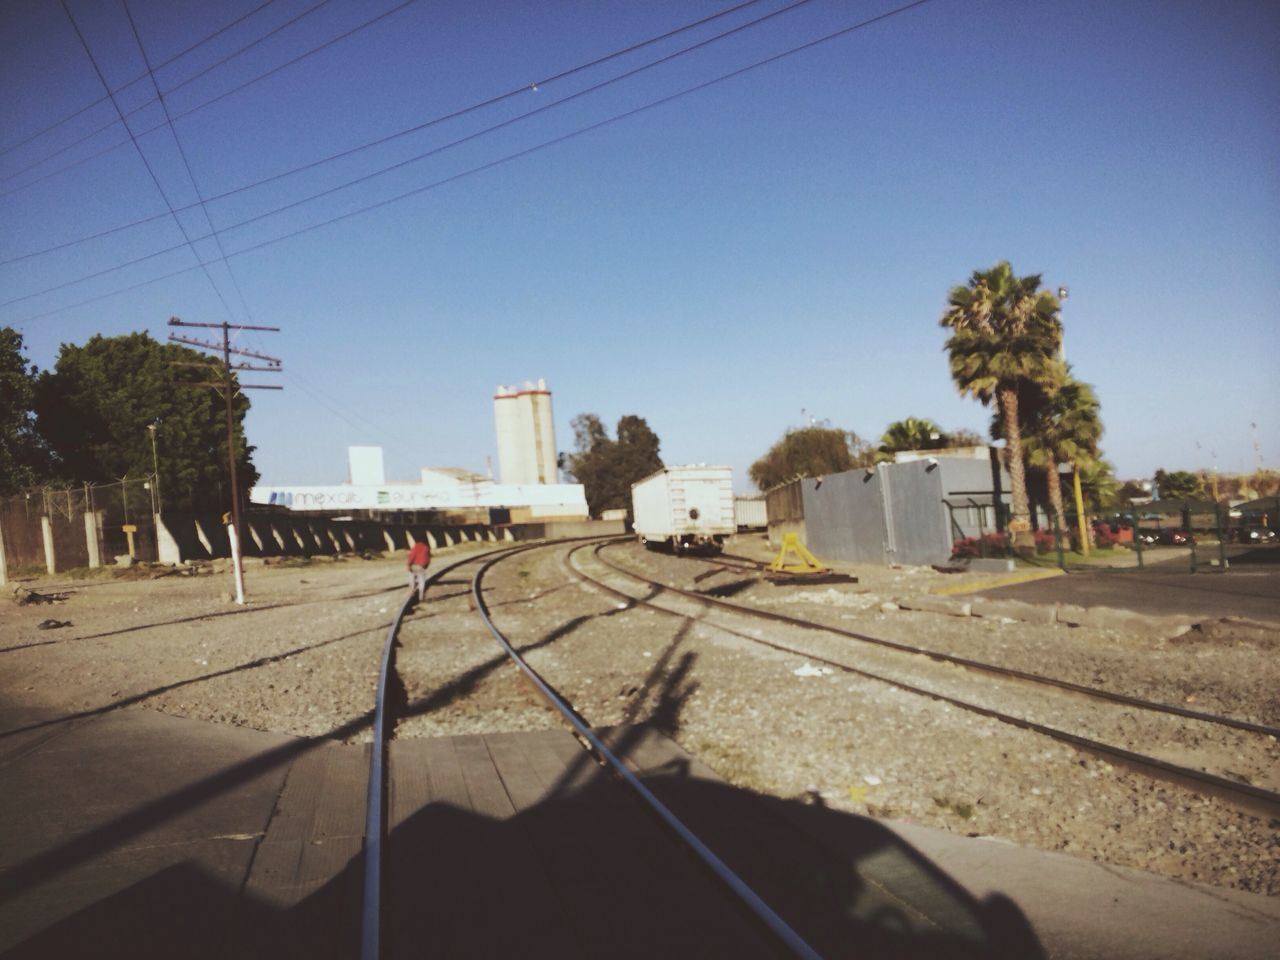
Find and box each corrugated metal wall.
[761,452,1021,568]
[881,460,950,565]
[767,460,997,567]
[802,470,890,564]
[764,481,806,547]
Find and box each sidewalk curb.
[931,568,1065,596]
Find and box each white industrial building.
[249,380,586,519]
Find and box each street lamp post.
[1058,285,1091,556]
[147,422,161,515]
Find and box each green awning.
[1233,496,1279,515]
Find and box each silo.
[494,385,528,485]
[528,378,557,484]
[493,379,558,485]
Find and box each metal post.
[1072,466,1090,557]
[975,498,987,558]
[222,323,243,549]
[148,422,161,514]
[1132,511,1144,570]
[1217,505,1228,571]
[1054,513,1066,571]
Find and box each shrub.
[951,533,1013,559]
[1032,529,1057,554]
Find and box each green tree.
[1078,456,1119,513]
[34,332,258,512]
[948,427,985,447]
[749,425,873,491]
[560,413,664,516]
[876,417,949,461]
[1114,480,1148,503]
[1153,469,1203,501]
[0,327,51,494]
[940,261,1064,543]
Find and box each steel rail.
[576,543,1280,822]
[471,544,823,960]
[360,544,526,960]
[603,545,1280,738]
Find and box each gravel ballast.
[3,539,1277,899]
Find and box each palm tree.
[940,261,1064,544]
[877,417,948,461]
[999,370,1104,534]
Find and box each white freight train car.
[630,465,735,552]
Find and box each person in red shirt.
[407,535,431,601]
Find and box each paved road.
[984,546,1280,623]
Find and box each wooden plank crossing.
[377,725,1029,959]
[228,740,369,959]
[385,726,785,958]
[0,708,1031,958]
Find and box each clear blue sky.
[3,0,1277,493]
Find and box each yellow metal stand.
[769,532,828,574]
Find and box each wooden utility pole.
[167,317,282,551]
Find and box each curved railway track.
[356,536,1278,956]
[572,541,1280,821]
[360,538,822,960]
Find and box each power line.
[121,0,258,327]
[0,0,283,158]
[1,0,770,258]
[3,0,808,287]
[12,0,936,326]
[1,0,333,182]
[55,0,239,322]
[0,0,418,195]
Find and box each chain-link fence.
[90,478,159,564]
[0,479,158,574]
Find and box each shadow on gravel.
[700,577,758,599]
[1,558,1048,958]
[0,623,387,741]
[1,725,1046,960]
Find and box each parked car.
[1233,526,1278,544]
[1136,528,1193,545]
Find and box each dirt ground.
[3,537,1277,899]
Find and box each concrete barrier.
[153,514,621,562]
[970,597,1058,625]
[896,596,973,618]
[1074,606,1194,637]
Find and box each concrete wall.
[155,514,626,562]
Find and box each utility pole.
[168,317,282,596]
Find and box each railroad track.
[571,541,1280,822]
[355,536,1278,956]
[359,538,822,960]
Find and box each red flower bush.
[951,533,1013,559]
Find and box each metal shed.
[765,451,1014,567]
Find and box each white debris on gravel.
[792,664,833,677]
